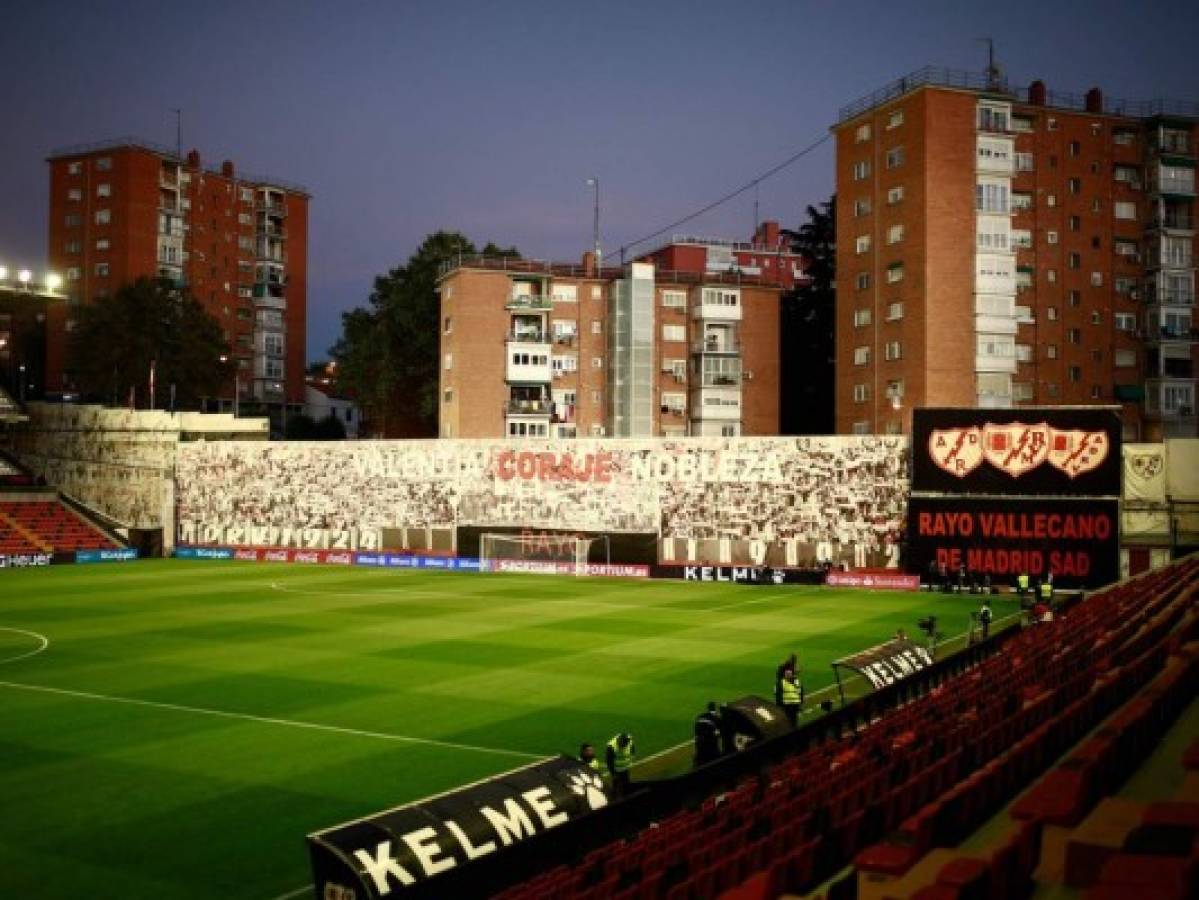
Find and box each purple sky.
[1,0,1197,361]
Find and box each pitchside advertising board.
[308,757,609,899]
[912,407,1122,497]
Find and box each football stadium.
[2,403,1199,900]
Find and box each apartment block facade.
[437,254,782,440]
[46,139,308,412]
[834,68,1197,439]
[640,221,810,290]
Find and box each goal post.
[479,533,610,575]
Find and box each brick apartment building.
[640,221,809,290]
[834,67,1197,439]
[437,227,793,439]
[46,139,308,416]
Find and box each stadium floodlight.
[46,273,63,291]
[0,266,8,280]
[18,269,32,284]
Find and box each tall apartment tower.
[437,253,782,440]
[834,68,1197,439]
[46,139,309,416]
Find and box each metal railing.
[439,254,784,287]
[838,65,1199,123]
[46,136,310,194]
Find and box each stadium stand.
[0,498,119,554]
[488,556,1198,900]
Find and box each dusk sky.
[2,0,1197,361]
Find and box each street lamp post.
[18,364,26,403]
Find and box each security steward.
[693,702,723,767]
[606,732,636,797]
[779,666,803,728]
[578,742,600,773]
[1039,575,1054,605]
[1016,571,1030,600]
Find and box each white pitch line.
[267,886,312,900]
[0,628,50,665]
[0,679,545,761]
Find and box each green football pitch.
[0,560,996,899]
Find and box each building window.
[1046,345,1058,359]
[853,384,870,402]
[1015,343,1032,362]
[886,224,904,244]
[885,146,904,169]
[1047,194,1057,208]
[66,187,82,202]
[977,105,1008,132]
[887,185,904,205]
[887,109,904,129]
[443,316,452,334]
[1012,192,1033,211]
[94,209,111,225]
[853,346,870,365]
[95,156,112,171]
[64,213,81,227]
[853,308,871,327]
[886,263,903,283]
[97,183,111,198]
[855,273,870,290]
[1047,269,1057,284]
[95,238,109,251]
[855,235,871,254]
[591,319,602,334]
[1114,312,1136,332]
[1091,271,1103,287]
[67,161,82,175]
[1114,201,1136,220]
[64,240,81,254]
[592,356,604,369]
[1114,349,1136,368]
[444,353,452,370]
[852,160,871,181]
[662,324,685,342]
[1068,252,1081,270]
[1047,230,1058,245]
[1067,328,1081,344]
[661,290,686,308]
[94,262,109,277]
[1091,311,1102,325]
[1068,366,1081,382]
[66,267,81,280]
[854,198,872,217]
[1068,290,1081,307]
[1047,306,1058,321]
[887,301,904,321]
[1015,152,1034,171]
[854,123,871,143]
[884,341,902,361]
[976,181,1009,213]
[852,421,870,435]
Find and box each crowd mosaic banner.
[176,437,909,567]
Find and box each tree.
[331,232,519,437]
[780,197,836,435]
[68,276,232,409]
[284,413,318,439]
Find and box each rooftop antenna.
[171,108,182,159]
[752,180,760,238]
[977,38,1002,90]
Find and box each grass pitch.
[0,560,990,899]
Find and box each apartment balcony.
[1149,213,1195,234]
[1144,378,1196,424]
[1151,176,1196,198]
[507,329,545,343]
[505,398,551,416]
[1150,134,1193,158]
[977,391,1013,409]
[256,223,287,239]
[1150,288,1195,306]
[689,386,741,421]
[691,301,742,321]
[975,353,1017,375]
[505,340,552,383]
[691,339,740,355]
[506,294,552,311]
[256,201,288,216]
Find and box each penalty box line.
[0,679,546,762]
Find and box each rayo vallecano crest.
[1129,452,1162,480]
[927,427,984,477]
[931,422,1108,479]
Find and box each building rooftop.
[46,136,309,195]
[837,65,1199,125]
[438,253,786,287]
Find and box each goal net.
[479,533,610,575]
